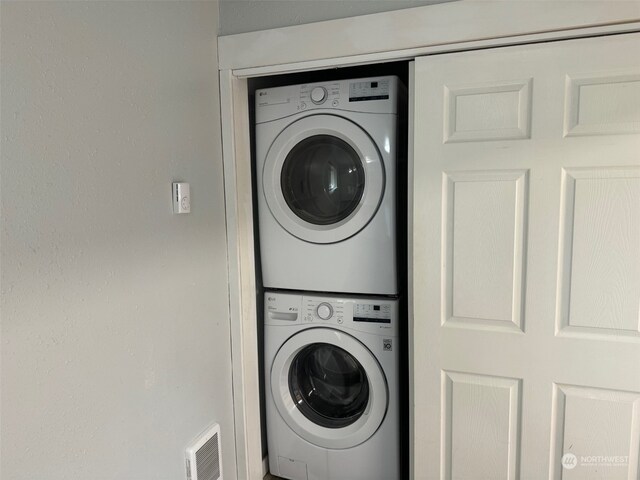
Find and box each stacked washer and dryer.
[256,77,402,480]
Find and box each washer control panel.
[304,298,345,324]
[316,302,334,320]
[264,292,397,334]
[353,302,392,324]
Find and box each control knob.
[316,302,333,320]
[310,87,327,105]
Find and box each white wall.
[218,0,452,35]
[0,2,236,479]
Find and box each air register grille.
[185,423,222,480]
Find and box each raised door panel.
[564,73,640,136]
[443,171,528,332]
[442,372,521,480]
[557,167,640,339]
[550,384,640,480]
[444,79,532,143]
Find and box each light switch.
[172,182,190,214]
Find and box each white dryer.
[256,77,401,295]
[264,291,399,480]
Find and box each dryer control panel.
[265,291,398,335]
[255,76,399,124]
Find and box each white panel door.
[411,33,640,480]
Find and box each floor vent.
[185,423,222,480]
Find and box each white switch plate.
[173,182,190,214]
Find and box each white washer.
[264,291,399,480]
[256,77,401,295]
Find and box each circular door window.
[281,135,365,226]
[289,343,369,428]
[271,328,388,449]
[263,115,384,244]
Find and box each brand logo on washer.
[383,339,392,351]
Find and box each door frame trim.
[218,4,640,478]
[218,2,640,74]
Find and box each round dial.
[316,302,333,320]
[310,87,327,104]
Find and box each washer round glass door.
[263,115,384,244]
[271,328,388,449]
[289,343,369,428]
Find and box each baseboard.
[262,455,269,478]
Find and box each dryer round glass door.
[281,135,365,226]
[263,115,384,244]
[271,328,388,449]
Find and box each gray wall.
[1,2,236,479]
[219,0,451,35]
